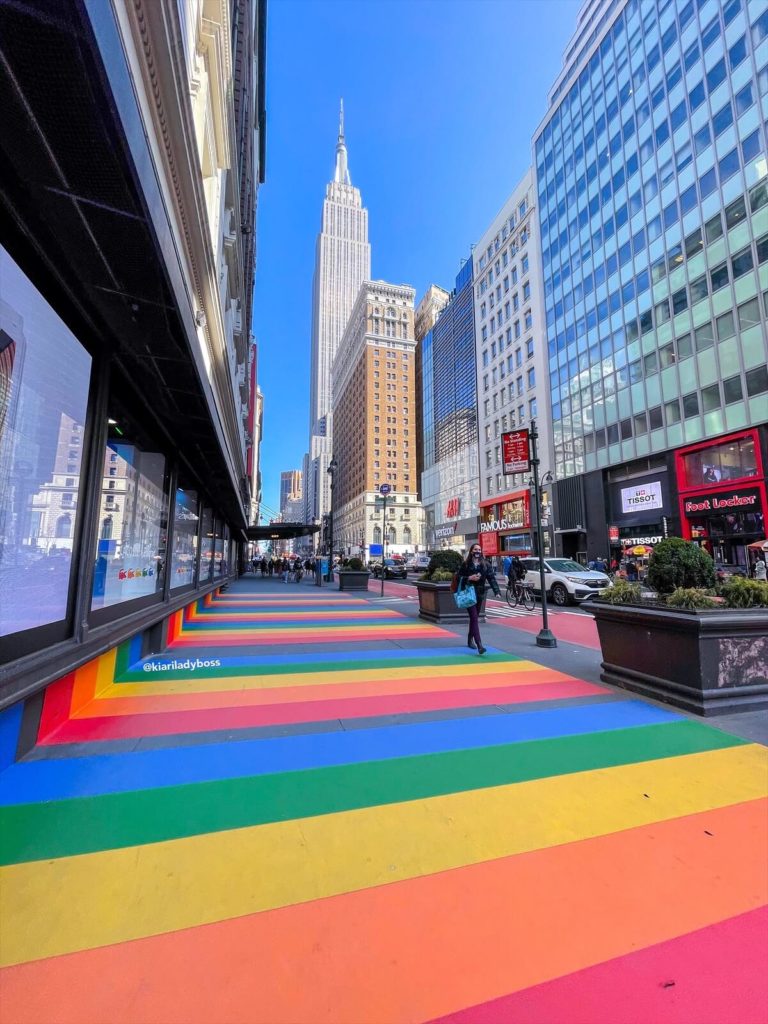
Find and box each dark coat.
[458,558,500,599]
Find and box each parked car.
[407,554,431,572]
[372,558,408,580]
[520,556,612,606]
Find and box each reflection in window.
[170,488,199,588]
[681,435,758,487]
[199,507,214,581]
[0,246,92,636]
[91,431,168,610]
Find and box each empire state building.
[304,102,370,533]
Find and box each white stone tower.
[306,101,371,532]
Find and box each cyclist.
[508,555,526,590]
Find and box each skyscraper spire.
[333,98,351,185]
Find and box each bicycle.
[505,578,535,611]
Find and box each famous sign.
[501,429,530,475]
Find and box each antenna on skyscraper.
[339,98,344,142]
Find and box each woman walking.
[458,543,501,655]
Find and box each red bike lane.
[366,578,600,650]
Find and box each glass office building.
[419,257,481,550]
[534,0,768,566]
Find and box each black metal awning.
[245,523,320,542]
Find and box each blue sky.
[254,0,580,519]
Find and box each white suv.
[521,557,612,606]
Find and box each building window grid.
[535,0,768,479]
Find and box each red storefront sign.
[501,429,530,475]
[683,487,761,515]
[608,525,620,541]
[445,497,460,519]
[480,531,499,557]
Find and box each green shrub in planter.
[665,587,717,610]
[343,557,365,571]
[646,537,715,595]
[429,569,455,583]
[425,550,462,580]
[599,580,643,604]
[720,576,768,608]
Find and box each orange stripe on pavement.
[2,799,764,1024]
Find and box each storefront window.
[499,496,529,528]
[199,507,214,582]
[0,246,92,636]
[170,487,199,589]
[680,435,758,487]
[91,418,168,611]
[213,520,225,576]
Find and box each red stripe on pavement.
[36,679,604,743]
[488,603,600,649]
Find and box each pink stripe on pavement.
[429,905,768,1024]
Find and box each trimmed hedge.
[424,550,463,580]
[646,538,715,595]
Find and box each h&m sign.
[445,497,461,519]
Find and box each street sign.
[379,484,391,495]
[369,543,383,555]
[501,429,530,475]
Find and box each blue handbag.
[453,577,477,609]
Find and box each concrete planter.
[336,570,371,592]
[415,580,486,624]
[590,601,768,715]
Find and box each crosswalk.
[487,602,534,619]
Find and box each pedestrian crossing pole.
[529,420,557,649]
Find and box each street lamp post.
[528,470,553,557]
[378,483,391,596]
[528,421,557,649]
[327,457,338,581]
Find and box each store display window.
[0,246,92,637]
[199,507,214,582]
[91,411,169,611]
[213,519,225,576]
[679,435,758,488]
[170,487,199,589]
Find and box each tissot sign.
[501,429,530,475]
[683,487,761,515]
[621,481,663,514]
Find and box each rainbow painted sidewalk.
[0,580,766,1023]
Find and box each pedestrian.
[626,559,638,582]
[457,542,501,656]
[754,557,767,581]
[260,557,267,577]
[281,557,289,583]
[502,553,512,579]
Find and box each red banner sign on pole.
[501,429,530,475]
